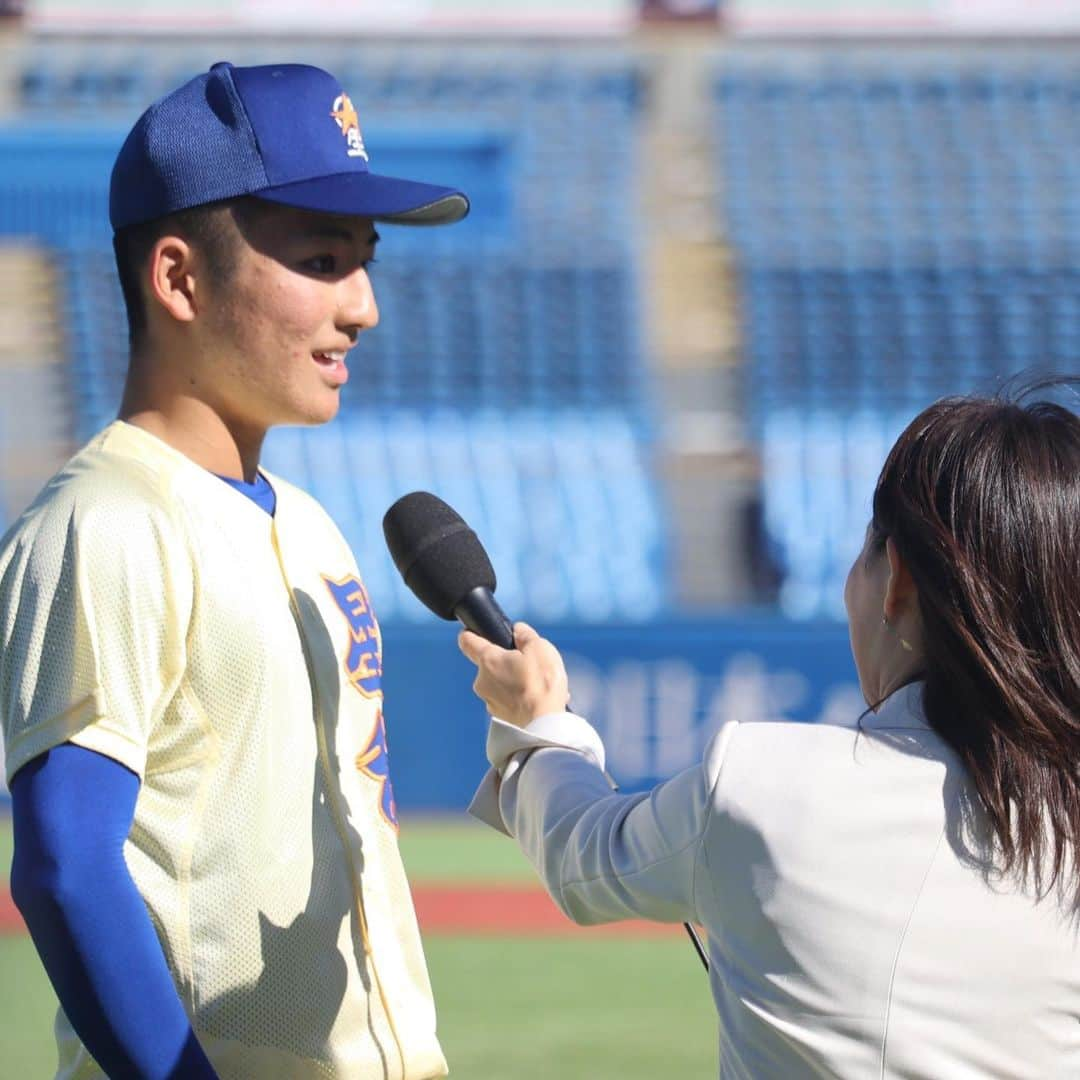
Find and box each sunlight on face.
[193,203,381,433]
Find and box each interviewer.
[460,393,1080,1078]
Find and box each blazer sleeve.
[469,712,740,927]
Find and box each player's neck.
[121,344,266,482]
[120,391,264,483]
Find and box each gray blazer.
[470,682,1080,1078]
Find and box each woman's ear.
[147,234,198,327]
[883,536,917,622]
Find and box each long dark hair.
[870,388,1080,898]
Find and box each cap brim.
[252,171,469,226]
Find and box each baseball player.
[1,61,468,1079]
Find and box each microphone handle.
[454,586,710,973]
[453,586,515,650]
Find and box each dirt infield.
[0,889,19,934]
[0,884,681,939]
[412,885,681,938]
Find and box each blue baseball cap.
[109,61,470,231]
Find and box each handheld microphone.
[381,490,710,973]
[382,491,514,649]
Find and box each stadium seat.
[713,56,1080,615]
[260,410,667,623]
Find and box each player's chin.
[288,387,343,427]
[311,393,343,425]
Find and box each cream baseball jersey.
[0,421,447,1080]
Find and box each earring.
[882,612,913,652]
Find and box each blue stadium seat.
[260,410,666,624]
[714,56,1080,616]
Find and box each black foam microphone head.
[382,492,497,620]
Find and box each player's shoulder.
[1,422,185,561]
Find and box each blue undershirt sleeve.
[10,744,218,1079]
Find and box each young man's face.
[193,202,380,432]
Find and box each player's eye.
[305,254,337,274]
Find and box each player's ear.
[147,234,198,326]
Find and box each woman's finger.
[458,629,491,664]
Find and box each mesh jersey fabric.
[0,421,447,1080]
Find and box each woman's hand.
[457,622,570,728]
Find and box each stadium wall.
[363,617,857,811]
[0,618,859,809]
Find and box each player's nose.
[338,266,379,335]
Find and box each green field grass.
[398,816,539,884]
[1,814,717,1078]
[0,934,59,1078]
[428,936,715,1078]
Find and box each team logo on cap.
[330,93,368,161]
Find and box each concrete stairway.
[636,28,763,608]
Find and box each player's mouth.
[312,349,349,386]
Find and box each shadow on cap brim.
[253,170,470,225]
